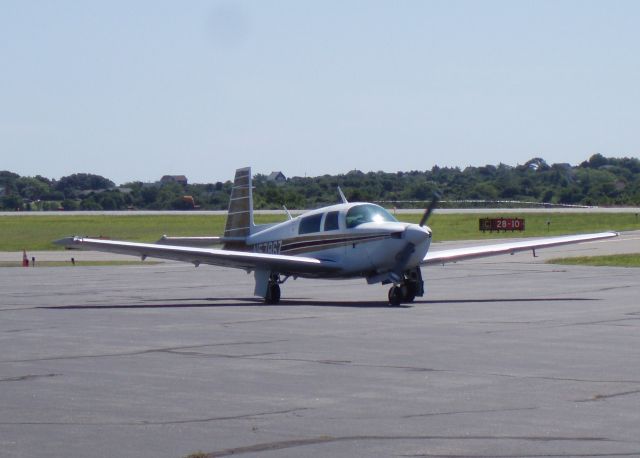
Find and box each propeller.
[388,192,440,283]
[418,191,441,227]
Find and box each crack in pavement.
[161,351,279,359]
[567,317,640,326]
[403,406,538,418]
[485,373,640,384]
[576,388,640,403]
[0,407,310,426]
[485,316,640,334]
[146,407,310,425]
[220,316,319,326]
[0,340,287,363]
[194,434,617,457]
[248,356,448,372]
[4,345,636,389]
[234,355,640,384]
[0,373,61,382]
[589,285,634,293]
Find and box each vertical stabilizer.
[224,167,254,240]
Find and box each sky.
[1,1,639,185]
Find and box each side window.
[323,211,340,231]
[299,213,323,234]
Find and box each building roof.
[160,175,188,184]
[267,171,286,181]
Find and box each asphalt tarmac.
[1,233,640,457]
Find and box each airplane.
[55,167,618,305]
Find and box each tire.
[388,286,402,306]
[265,283,281,304]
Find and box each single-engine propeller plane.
[56,167,618,305]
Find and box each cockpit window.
[345,204,398,228]
[324,211,340,231]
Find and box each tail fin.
[224,167,254,239]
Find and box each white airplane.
[56,167,618,305]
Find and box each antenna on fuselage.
[337,186,348,204]
[283,205,293,220]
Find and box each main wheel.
[388,286,402,306]
[265,282,281,304]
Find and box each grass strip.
[547,253,640,267]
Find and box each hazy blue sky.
[2,1,639,184]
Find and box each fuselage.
[246,203,432,279]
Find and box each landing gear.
[265,282,280,304]
[388,285,402,306]
[387,267,424,306]
[264,273,284,304]
[388,283,416,306]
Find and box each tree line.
[1,154,639,211]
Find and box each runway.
[1,234,640,457]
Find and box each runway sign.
[479,217,525,232]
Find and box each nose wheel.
[388,285,403,306]
[388,283,417,306]
[387,268,422,306]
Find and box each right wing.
[54,237,340,275]
[422,231,618,265]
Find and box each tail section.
[224,167,254,242]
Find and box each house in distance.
[267,171,286,184]
[160,175,188,186]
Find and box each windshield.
[346,204,398,228]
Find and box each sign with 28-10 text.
[479,217,525,232]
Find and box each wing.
[156,235,224,246]
[422,231,618,265]
[54,237,340,275]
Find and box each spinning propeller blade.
[418,191,441,227]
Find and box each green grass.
[547,254,640,267]
[0,214,284,251]
[411,212,637,242]
[0,212,637,252]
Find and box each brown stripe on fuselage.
[280,232,390,255]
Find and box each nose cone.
[404,224,432,245]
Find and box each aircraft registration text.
[253,240,282,254]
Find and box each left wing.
[54,237,340,275]
[422,231,618,265]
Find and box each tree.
[583,153,609,169]
[61,199,79,211]
[1,195,23,210]
[55,173,115,196]
[16,177,51,201]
